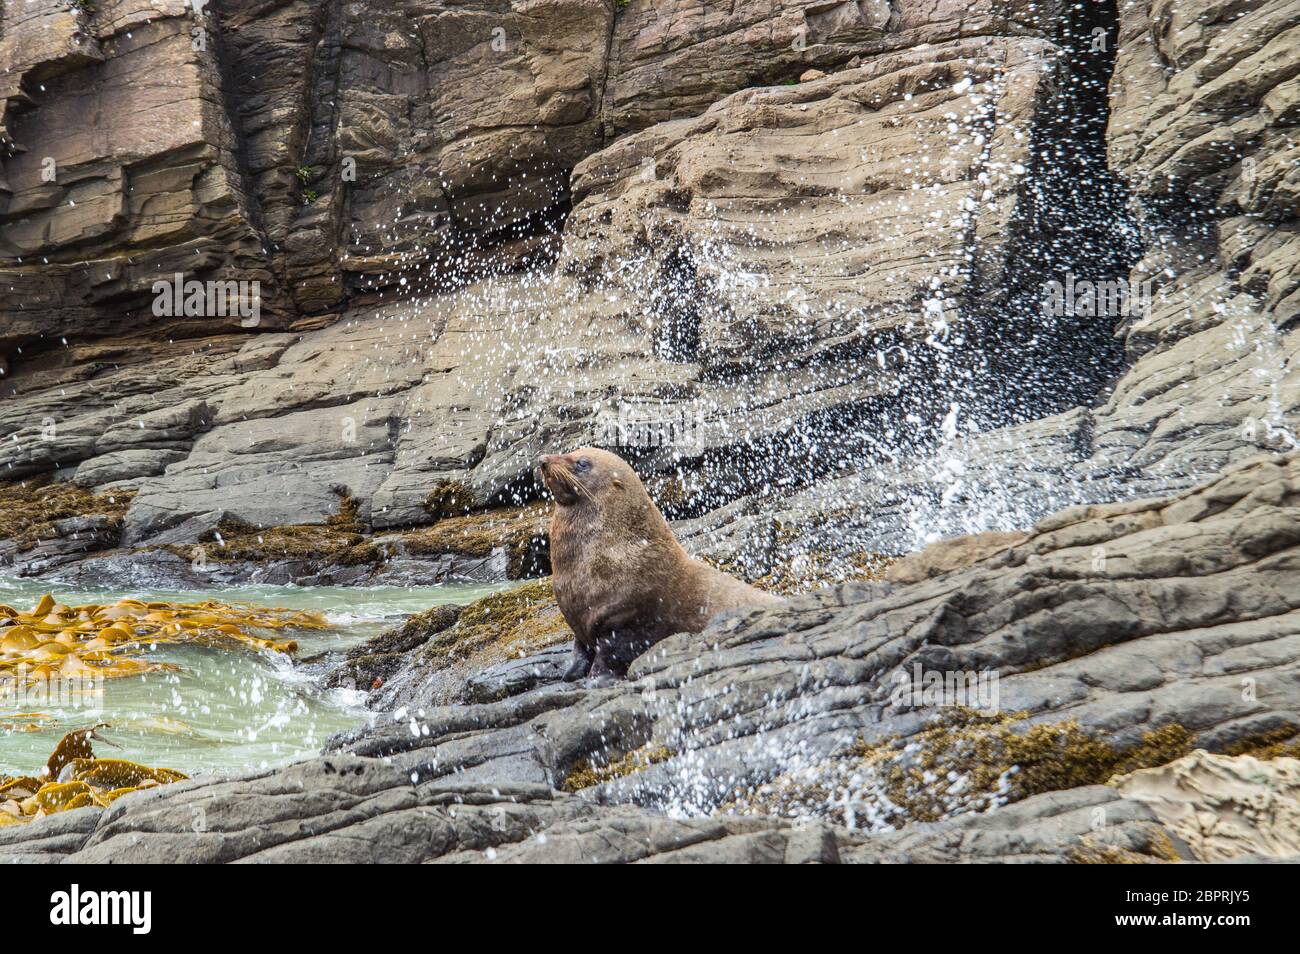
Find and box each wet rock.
[2,0,1299,864]
[1,0,919,338]
[840,785,1193,864]
[885,530,1029,585]
[0,12,1113,544]
[334,451,1300,823]
[5,454,1295,862]
[319,604,464,691]
[354,604,463,657]
[4,2,1295,560]
[42,545,507,590]
[361,578,571,710]
[462,645,573,704]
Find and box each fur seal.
[538,448,780,680]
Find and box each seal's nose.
[541,454,564,467]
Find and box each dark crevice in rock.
[471,180,573,262]
[544,4,1150,525]
[209,0,334,324]
[654,0,1150,527]
[349,177,572,304]
[652,248,702,363]
[282,0,348,315]
[594,0,619,145]
[971,0,1142,422]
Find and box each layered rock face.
[0,0,273,345]
[0,0,1193,556]
[3,1,1292,570]
[0,0,918,338]
[674,0,1300,570]
[4,452,1298,862]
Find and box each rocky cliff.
[4,0,1294,578]
[1,0,1299,862]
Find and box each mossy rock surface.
[174,496,552,578]
[423,480,478,520]
[729,710,1202,828]
[348,579,573,701]
[1070,830,1186,865]
[1221,725,1300,761]
[420,578,570,668]
[0,477,133,551]
[400,503,549,577]
[163,493,383,566]
[352,604,461,659]
[562,745,673,793]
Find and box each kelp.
[0,593,330,686]
[0,712,56,732]
[0,725,187,826]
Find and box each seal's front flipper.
[590,627,653,680]
[562,638,594,681]
[588,648,623,681]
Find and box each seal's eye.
[576,457,591,472]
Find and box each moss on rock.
[399,503,549,578]
[0,477,134,551]
[164,492,385,566]
[330,580,571,698]
[361,604,462,657]
[867,714,1194,822]
[1221,726,1300,761]
[562,744,673,793]
[1070,830,1185,865]
[423,480,478,519]
[728,710,1196,828]
[421,578,570,668]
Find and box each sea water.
[0,576,506,777]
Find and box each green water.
[0,576,506,778]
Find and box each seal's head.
[538,447,637,507]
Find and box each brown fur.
[539,448,780,679]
